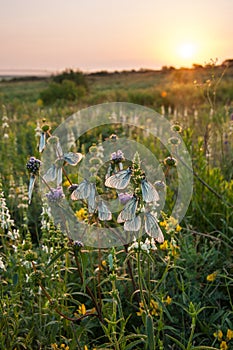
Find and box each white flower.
[0,256,6,270]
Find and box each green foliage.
[0,65,233,349]
[40,80,86,105]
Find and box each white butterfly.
[144,212,164,243]
[87,183,96,213]
[124,215,141,231]
[105,167,132,190]
[97,200,112,221]
[117,195,138,222]
[70,179,90,200]
[141,178,159,203]
[62,152,83,166]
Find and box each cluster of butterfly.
[70,166,164,243]
[39,135,164,243]
[105,167,164,243]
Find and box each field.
[0,63,233,350]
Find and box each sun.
[178,42,196,60]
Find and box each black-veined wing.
[124,215,141,231]
[39,132,46,153]
[63,152,83,166]
[105,167,132,190]
[43,164,57,182]
[144,212,164,243]
[117,195,138,222]
[97,200,112,221]
[70,179,90,200]
[87,183,96,214]
[141,178,159,203]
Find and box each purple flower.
[111,150,125,162]
[46,187,64,203]
[26,157,41,175]
[118,192,133,205]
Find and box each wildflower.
[109,134,118,141]
[164,156,177,167]
[150,299,160,316]
[78,304,86,315]
[159,221,167,227]
[220,341,228,350]
[75,207,87,221]
[164,295,172,305]
[214,330,223,341]
[171,123,182,133]
[227,329,233,340]
[0,256,6,270]
[207,272,217,282]
[26,157,41,175]
[136,301,145,316]
[73,241,84,252]
[111,149,125,162]
[118,192,133,205]
[176,224,182,232]
[160,240,169,250]
[46,187,64,203]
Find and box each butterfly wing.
[145,212,164,243]
[87,183,96,213]
[28,174,36,204]
[117,196,138,222]
[141,178,159,203]
[124,215,141,231]
[57,167,63,187]
[70,179,90,200]
[97,200,112,221]
[63,152,83,166]
[43,164,57,182]
[39,132,46,153]
[105,168,132,190]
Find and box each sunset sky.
[0,0,232,73]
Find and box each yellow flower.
[75,208,87,221]
[176,225,182,232]
[214,329,223,340]
[227,329,233,340]
[137,301,144,316]
[63,180,71,187]
[78,304,86,315]
[150,299,159,316]
[164,295,172,305]
[220,341,228,350]
[51,344,59,350]
[160,240,168,250]
[159,221,167,227]
[84,346,88,350]
[207,272,217,282]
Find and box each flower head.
[118,192,133,205]
[46,187,64,203]
[26,157,41,175]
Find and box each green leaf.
[45,247,68,269]
[146,314,155,350]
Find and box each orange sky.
[0,0,232,73]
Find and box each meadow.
[0,62,233,350]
